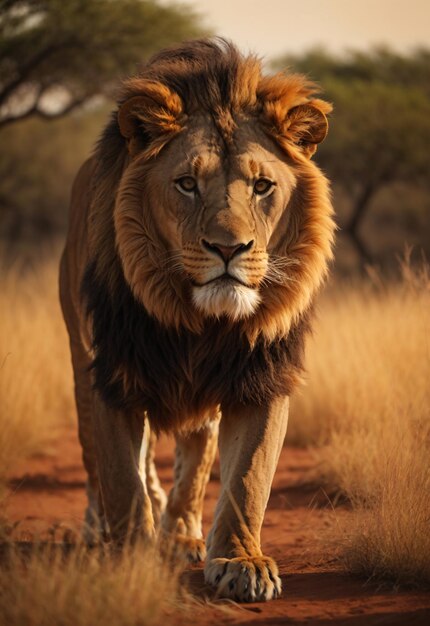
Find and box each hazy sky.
[174,0,430,60]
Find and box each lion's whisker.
[261,262,301,287]
[160,253,184,269]
[159,250,183,261]
[269,255,301,268]
[162,261,184,273]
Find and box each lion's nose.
[201,239,254,263]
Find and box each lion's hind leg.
[69,344,107,545]
[139,421,167,527]
[60,253,105,544]
[161,418,219,563]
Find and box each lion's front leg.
[161,418,219,562]
[93,393,154,544]
[205,397,289,602]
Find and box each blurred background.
[0,0,429,271]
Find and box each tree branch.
[344,181,378,265]
[0,40,77,106]
[0,93,89,129]
[346,181,376,236]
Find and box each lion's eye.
[175,176,197,194]
[253,178,275,196]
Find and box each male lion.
[60,39,335,602]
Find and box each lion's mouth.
[191,275,262,321]
[191,273,250,288]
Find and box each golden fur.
[85,41,334,345]
[60,39,335,602]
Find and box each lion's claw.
[205,556,282,602]
[160,533,206,563]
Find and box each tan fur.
[205,398,289,600]
[139,423,167,527]
[60,39,335,601]
[161,418,219,562]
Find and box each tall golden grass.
[290,258,430,586]
[0,540,197,626]
[0,255,75,493]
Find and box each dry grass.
[0,539,200,626]
[0,254,75,494]
[290,258,430,586]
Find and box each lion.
[59,38,335,602]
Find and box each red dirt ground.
[4,426,430,625]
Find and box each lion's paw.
[205,556,281,602]
[160,532,206,563]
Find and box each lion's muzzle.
[186,238,267,321]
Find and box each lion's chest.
[87,268,306,433]
[114,319,303,432]
[133,324,244,429]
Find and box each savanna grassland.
[0,253,429,626]
[290,257,430,586]
[0,256,74,492]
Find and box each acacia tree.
[319,79,430,261]
[0,0,205,129]
[274,49,430,262]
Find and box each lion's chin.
[192,282,261,321]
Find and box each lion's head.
[91,39,335,343]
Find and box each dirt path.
[4,427,430,625]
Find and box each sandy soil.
[4,427,430,625]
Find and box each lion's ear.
[285,101,330,158]
[118,80,183,154]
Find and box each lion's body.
[60,39,335,602]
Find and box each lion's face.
[113,64,335,340]
[145,116,297,321]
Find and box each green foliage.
[0,0,206,126]
[275,48,430,188]
[276,47,430,93]
[319,79,430,188]
[274,48,430,264]
[0,106,107,248]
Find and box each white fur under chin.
[192,282,261,321]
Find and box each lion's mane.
[80,39,335,432]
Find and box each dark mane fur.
[82,260,310,433]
